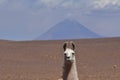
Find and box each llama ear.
[70,41,75,50]
[63,42,68,51]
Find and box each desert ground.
[0,37,120,80]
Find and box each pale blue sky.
[0,0,120,40]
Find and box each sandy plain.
[0,37,120,80]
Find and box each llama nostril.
[67,57,70,59]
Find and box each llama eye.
[64,54,67,56]
[72,53,74,55]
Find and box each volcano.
[36,19,101,40]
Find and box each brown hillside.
[0,37,120,80]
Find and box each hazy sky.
[0,0,120,40]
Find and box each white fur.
[61,48,79,80]
[64,48,75,61]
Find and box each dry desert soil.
[0,37,120,80]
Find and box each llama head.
[63,41,76,63]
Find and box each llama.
[59,41,79,80]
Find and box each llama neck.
[63,57,79,80]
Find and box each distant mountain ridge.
[36,19,101,40]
